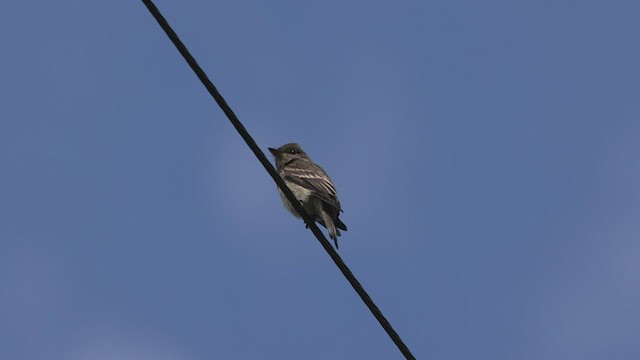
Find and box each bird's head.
[268,143,310,167]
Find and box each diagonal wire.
[140,1,416,359]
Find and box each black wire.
[140,1,416,359]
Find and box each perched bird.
[268,143,347,248]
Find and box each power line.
[140,1,416,359]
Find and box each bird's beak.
[268,147,279,156]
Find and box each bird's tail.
[335,217,347,232]
[321,210,339,249]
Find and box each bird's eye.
[289,149,296,154]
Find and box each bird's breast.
[278,180,315,218]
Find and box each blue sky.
[2,1,639,359]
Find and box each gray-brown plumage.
[268,143,347,248]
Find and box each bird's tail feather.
[320,210,339,249]
[335,217,347,231]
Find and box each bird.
[268,143,347,248]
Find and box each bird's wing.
[283,163,342,211]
